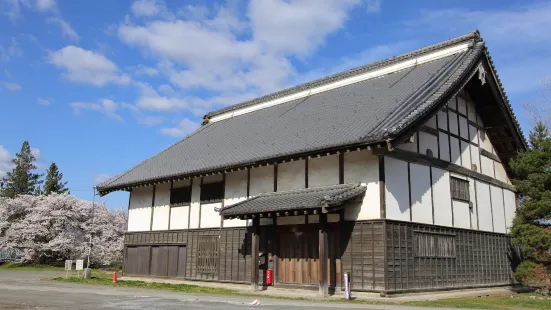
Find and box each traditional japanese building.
[97,30,525,296]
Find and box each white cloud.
[48,17,79,42]
[365,0,381,13]
[35,0,55,12]
[4,69,11,79]
[0,145,13,178]
[131,0,167,17]
[0,37,23,62]
[48,46,130,86]
[132,64,159,76]
[30,147,41,161]
[3,0,56,20]
[1,81,22,91]
[160,118,199,137]
[119,0,363,117]
[94,173,112,184]
[405,2,551,93]
[138,115,164,126]
[70,99,124,121]
[37,97,50,105]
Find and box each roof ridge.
[204,30,480,120]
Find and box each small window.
[200,181,224,202]
[170,186,191,205]
[197,235,219,274]
[414,232,456,258]
[450,177,470,202]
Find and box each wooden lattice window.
[450,177,470,202]
[414,231,456,258]
[197,235,219,274]
[170,186,192,205]
[200,181,224,202]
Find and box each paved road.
[0,271,456,309]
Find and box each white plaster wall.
[189,178,201,229]
[425,115,437,129]
[151,183,170,231]
[203,174,224,184]
[343,150,380,220]
[173,179,191,188]
[466,98,477,123]
[448,98,457,110]
[223,170,248,228]
[453,200,471,229]
[277,160,305,191]
[128,186,153,232]
[494,161,509,184]
[457,96,467,116]
[480,131,494,153]
[469,178,478,229]
[490,185,506,233]
[419,132,438,157]
[438,110,448,130]
[439,131,450,162]
[503,189,516,233]
[450,137,461,165]
[410,163,432,224]
[449,111,459,136]
[476,181,493,232]
[170,206,189,229]
[481,155,495,178]
[432,167,453,227]
[277,216,305,225]
[460,141,471,169]
[469,125,478,144]
[308,155,339,187]
[396,133,418,152]
[471,145,481,173]
[385,157,410,221]
[200,202,222,228]
[459,115,469,140]
[249,166,274,196]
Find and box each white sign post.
[64,260,72,278]
[344,271,351,300]
[76,259,84,278]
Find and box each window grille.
[200,181,224,202]
[170,186,192,205]
[197,235,219,274]
[414,231,456,258]
[450,177,470,202]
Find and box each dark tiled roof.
[219,183,366,217]
[97,30,523,193]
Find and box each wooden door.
[125,246,151,276]
[277,230,319,285]
[177,246,187,278]
[150,246,169,277]
[167,246,179,277]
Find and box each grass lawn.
[0,261,65,272]
[404,295,551,309]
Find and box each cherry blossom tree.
[0,193,127,265]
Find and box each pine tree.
[43,162,69,195]
[509,121,551,294]
[0,141,42,198]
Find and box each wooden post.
[251,217,260,291]
[319,213,328,297]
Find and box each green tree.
[43,162,69,195]
[0,141,42,198]
[509,122,551,294]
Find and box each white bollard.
[344,272,351,300]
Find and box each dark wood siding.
[384,220,516,293]
[341,220,386,291]
[218,227,251,283]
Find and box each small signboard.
[76,260,84,271]
[64,260,72,278]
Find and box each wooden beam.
[251,217,260,291]
[419,126,438,137]
[375,148,515,192]
[318,213,328,297]
[480,148,501,163]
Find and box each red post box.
[266,269,273,285]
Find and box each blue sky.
[1,0,550,209]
